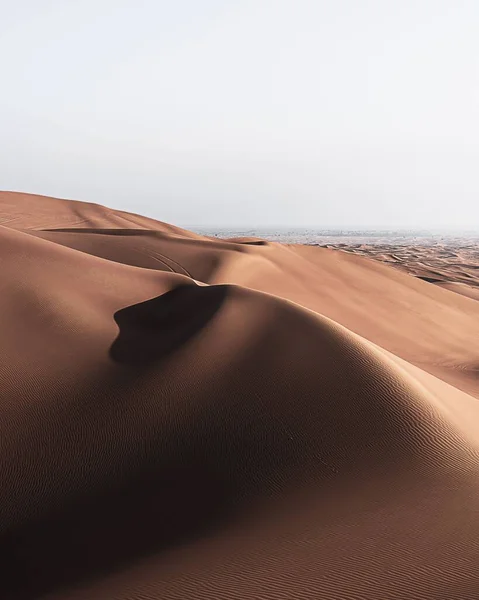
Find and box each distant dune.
[329,241,479,304]
[2,191,479,600]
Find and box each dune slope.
[1,191,479,600]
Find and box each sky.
[1,0,478,229]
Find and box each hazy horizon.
[2,1,479,229]
[189,225,479,233]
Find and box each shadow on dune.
[41,227,166,236]
[110,283,228,366]
[226,238,269,246]
[2,460,234,599]
[1,284,232,599]
[238,240,269,246]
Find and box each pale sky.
[1,0,478,228]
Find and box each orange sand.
[1,191,479,599]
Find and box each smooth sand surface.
[1,191,479,599]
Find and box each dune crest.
[1,191,479,600]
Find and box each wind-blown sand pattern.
[324,242,479,301]
[1,191,479,600]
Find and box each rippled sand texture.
[324,242,479,300]
[1,192,479,600]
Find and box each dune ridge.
[1,191,479,599]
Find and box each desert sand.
[1,191,479,600]
[324,241,479,301]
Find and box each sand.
[326,241,479,300]
[1,191,479,600]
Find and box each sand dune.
[329,241,479,302]
[1,191,479,599]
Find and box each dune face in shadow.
[110,285,229,366]
[2,462,233,599]
[1,191,479,600]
